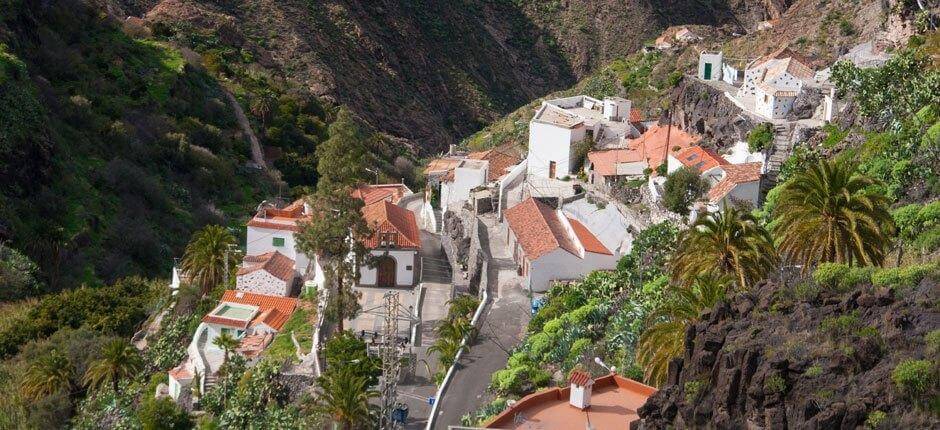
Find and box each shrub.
[684,379,706,403]
[794,282,820,302]
[891,359,934,399]
[871,263,937,290]
[747,123,774,152]
[662,166,709,216]
[926,330,940,357]
[138,397,192,430]
[0,243,43,301]
[821,311,860,340]
[804,365,823,377]
[813,263,873,291]
[764,374,787,394]
[865,410,887,429]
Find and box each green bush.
[747,123,775,152]
[684,379,706,403]
[764,374,787,394]
[804,365,823,377]
[891,359,934,399]
[813,263,873,291]
[138,397,192,430]
[865,410,887,429]
[821,311,861,340]
[871,263,937,290]
[926,330,940,357]
[662,166,709,216]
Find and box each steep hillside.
[121,0,775,152]
[636,272,939,429]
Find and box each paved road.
[431,216,531,429]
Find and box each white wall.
[666,153,682,174]
[358,249,418,287]
[722,63,741,85]
[726,180,760,208]
[246,226,309,274]
[698,52,723,81]
[527,249,618,293]
[497,159,527,218]
[528,121,584,179]
[443,165,488,212]
[236,270,290,296]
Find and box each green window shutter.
[272,237,285,247]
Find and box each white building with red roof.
[585,124,701,190]
[235,251,297,297]
[737,47,815,119]
[168,290,299,401]
[246,198,314,276]
[706,162,763,211]
[350,183,412,206]
[528,95,643,180]
[504,197,618,292]
[358,200,422,287]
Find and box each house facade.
[585,124,701,190]
[168,290,298,400]
[707,162,763,211]
[737,47,814,119]
[504,198,618,293]
[236,251,297,297]
[358,200,422,288]
[528,95,639,179]
[246,199,313,276]
[698,51,723,81]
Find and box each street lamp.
[594,357,616,374]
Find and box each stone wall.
[673,78,757,148]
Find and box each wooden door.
[377,256,396,287]
[549,161,556,179]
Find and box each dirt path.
[223,90,266,169]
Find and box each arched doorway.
[376,256,396,288]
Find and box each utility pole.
[379,291,402,429]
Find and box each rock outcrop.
[672,78,757,149]
[635,277,939,429]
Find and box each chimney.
[568,371,594,409]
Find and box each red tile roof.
[504,198,580,260]
[425,158,462,174]
[351,184,411,206]
[629,124,701,174]
[237,251,296,282]
[216,290,298,331]
[567,218,612,255]
[361,201,421,249]
[202,315,251,329]
[587,148,643,177]
[753,46,814,71]
[569,370,593,387]
[708,162,763,202]
[629,108,643,123]
[468,149,522,182]
[247,199,310,232]
[673,146,730,173]
[483,373,657,429]
[169,364,192,381]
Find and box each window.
[763,95,769,103]
[272,237,285,247]
[406,265,413,271]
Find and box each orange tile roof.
[567,218,611,255]
[629,108,643,123]
[753,47,813,71]
[169,364,192,380]
[237,251,296,282]
[673,146,730,173]
[216,290,299,331]
[468,149,522,182]
[247,199,310,232]
[425,158,462,174]
[484,373,657,429]
[237,332,274,359]
[569,370,593,386]
[504,198,580,260]
[628,124,701,174]
[708,162,763,202]
[361,200,421,249]
[351,183,411,205]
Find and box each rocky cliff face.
[672,78,757,149]
[119,0,777,152]
[635,278,939,429]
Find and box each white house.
[706,162,763,211]
[504,197,618,293]
[666,145,729,176]
[528,95,640,179]
[698,51,723,81]
[585,124,701,191]
[236,251,297,297]
[358,200,422,288]
[737,47,814,119]
[168,290,298,400]
[246,199,313,276]
[350,183,412,206]
[440,158,488,212]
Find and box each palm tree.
[181,225,238,294]
[429,336,469,369]
[314,368,378,430]
[20,350,73,400]
[213,332,240,366]
[772,159,894,269]
[83,339,143,394]
[672,206,777,289]
[637,274,729,386]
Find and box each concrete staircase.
[203,374,218,391]
[760,123,792,198]
[434,209,443,233]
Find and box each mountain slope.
[128,0,775,152]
